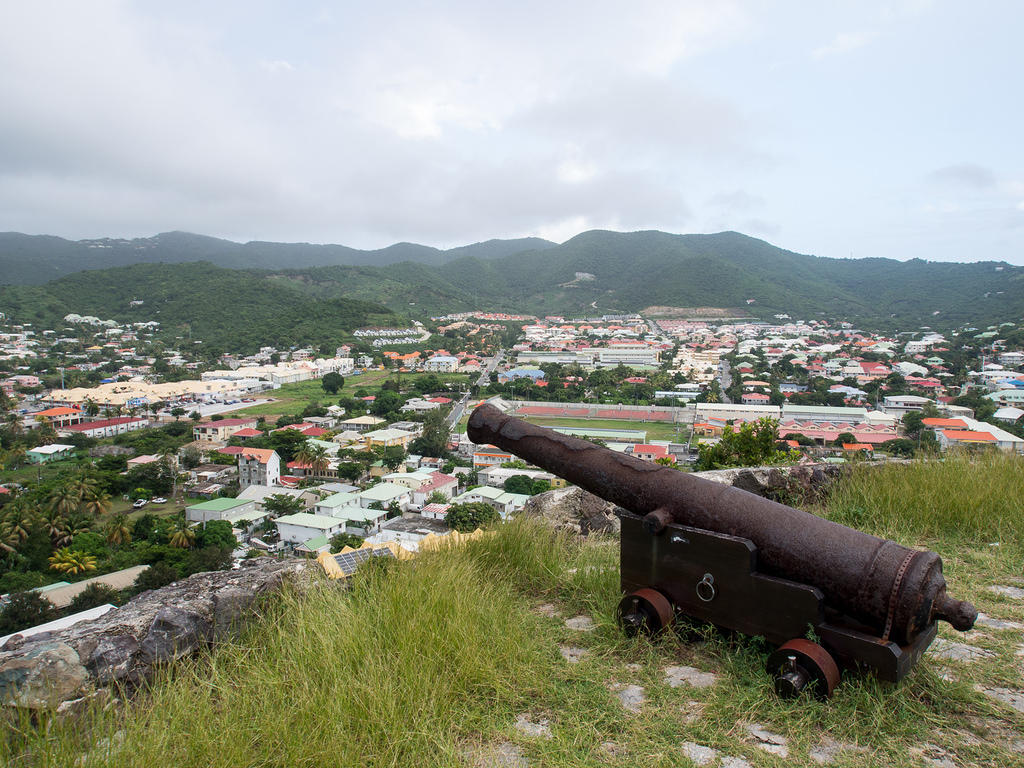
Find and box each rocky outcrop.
[520,486,621,536]
[522,463,845,535]
[0,557,320,710]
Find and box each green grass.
[233,370,469,418]
[8,459,1024,767]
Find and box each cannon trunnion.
[616,510,936,698]
[467,404,973,698]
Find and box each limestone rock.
[520,486,620,535]
[612,683,645,713]
[558,646,587,664]
[564,615,595,631]
[0,641,89,709]
[514,714,552,739]
[929,637,995,662]
[974,613,1024,631]
[988,585,1024,600]
[664,665,718,689]
[0,557,315,711]
[743,723,789,758]
[680,742,717,765]
[976,686,1024,714]
[692,463,844,501]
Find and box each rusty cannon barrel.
[468,404,976,645]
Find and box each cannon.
[468,404,977,698]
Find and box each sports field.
[458,414,687,442]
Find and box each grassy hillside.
[10,454,1024,767]
[0,262,395,355]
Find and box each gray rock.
[0,641,89,709]
[910,743,956,768]
[0,557,315,711]
[534,603,559,618]
[809,736,867,765]
[520,486,620,535]
[693,463,843,501]
[974,612,1024,631]
[474,742,529,768]
[664,665,718,689]
[988,585,1024,600]
[720,758,753,768]
[976,686,1024,714]
[612,684,645,713]
[514,714,552,739]
[140,606,213,664]
[564,615,595,631]
[744,723,789,758]
[558,646,587,664]
[86,634,139,684]
[929,637,995,662]
[680,742,717,765]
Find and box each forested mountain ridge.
[1,229,1021,332]
[0,231,557,283]
[0,262,395,356]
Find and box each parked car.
[151,497,168,504]
[132,499,148,508]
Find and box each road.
[446,350,504,431]
[718,360,733,403]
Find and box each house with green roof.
[186,496,257,524]
[274,512,347,545]
[356,482,412,511]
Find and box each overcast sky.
[1,1,1022,263]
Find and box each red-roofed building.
[629,444,674,464]
[62,416,149,439]
[741,392,770,404]
[32,406,83,427]
[232,427,264,439]
[412,471,459,506]
[938,430,996,450]
[922,418,968,430]
[194,417,259,444]
[420,502,451,520]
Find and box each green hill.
[0,231,557,284]
[3,229,1022,330]
[0,262,395,355]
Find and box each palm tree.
[308,445,331,477]
[80,488,112,518]
[47,484,80,517]
[293,444,315,475]
[65,510,94,540]
[0,502,35,553]
[168,514,196,549]
[105,514,132,546]
[40,508,71,547]
[48,547,98,575]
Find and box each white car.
[132,499,148,508]
[151,497,168,504]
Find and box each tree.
[133,562,179,593]
[445,502,500,533]
[48,547,98,575]
[195,520,237,551]
[262,494,304,517]
[409,408,451,458]
[380,445,406,471]
[371,390,404,417]
[189,411,202,423]
[180,445,203,469]
[330,532,364,552]
[68,583,121,613]
[696,418,796,471]
[171,407,186,420]
[426,490,450,505]
[503,475,535,495]
[322,372,345,395]
[0,592,57,635]
[168,514,196,549]
[104,513,132,547]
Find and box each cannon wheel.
[617,587,674,636]
[766,639,840,700]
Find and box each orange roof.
[842,443,873,451]
[922,418,968,428]
[941,430,996,442]
[238,448,277,463]
[34,407,80,417]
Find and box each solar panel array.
[331,547,396,576]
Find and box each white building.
[275,513,347,545]
[237,448,281,488]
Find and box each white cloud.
[812,32,869,59]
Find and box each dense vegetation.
[0,231,555,284]
[5,230,1022,330]
[0,262,395,355]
